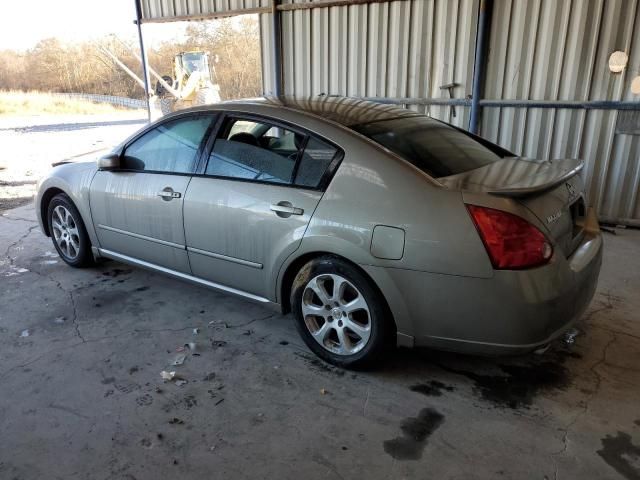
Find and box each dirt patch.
[294,352,345,377]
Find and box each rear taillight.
[466,204,553,270]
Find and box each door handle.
[270,201,304,217]
[158,187,182,201]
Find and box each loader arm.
[98,47,147,91]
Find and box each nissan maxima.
[35,96,603,367]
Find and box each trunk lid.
[440,158,587,256]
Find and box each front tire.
[290,256,393,368]
[47,193,95,268]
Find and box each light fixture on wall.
[631,76,640,95]
[609,51,629,73]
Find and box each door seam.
[182,175,195,275]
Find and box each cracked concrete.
[1,203,640,480]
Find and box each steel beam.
[134,0,152,121]
[354,97,640,111]
[277,0,398,11]
[271,0,284,96]
[138,7,271,24]
[469,0,493,134]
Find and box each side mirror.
[98,153,121,170]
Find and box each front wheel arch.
[40,187,65,237]
[47,193,95,267]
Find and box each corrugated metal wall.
[141,0,640,224]
[261,0,478,129]
[482,0,640,224]
[261,0,640,225]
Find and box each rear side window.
[352,116,502,178]
[294,137,338,188]
[207,118,300,184]
[206,117,339,189]
[122,115,213,173]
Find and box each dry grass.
[0,90,139,115]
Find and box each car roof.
[193,96,423,127]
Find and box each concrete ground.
[0,112,145,211]
[1,112,640,480]
[1,202,639,480]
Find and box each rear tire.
[47,193,95,268]
[290,256,394,369]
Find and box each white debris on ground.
[2,265,29,277]
[0,111,146,211]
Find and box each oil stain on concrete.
[409,380,455,397]
[437,359,569,409]
[597,431,640,480]
[101,268,132,278]
[383,408,444,460]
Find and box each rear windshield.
[352,116,503,178]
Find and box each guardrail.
[52,93,147,110]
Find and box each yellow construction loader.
[99,43,221,118]
[155,51,221,115]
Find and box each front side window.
[122,115,214,173]
[352,116,503,178]
[206,118,302,185]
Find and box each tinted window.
[123,116,213,173]
[294,137,338,188]
[353,116,502,178]
[206,118,301,184]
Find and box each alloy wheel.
[51,205,80,260]
[301,273,372,356]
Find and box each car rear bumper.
[365,230,603,355]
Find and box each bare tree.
[0,16,263,100]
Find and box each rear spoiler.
[487,159,584,198]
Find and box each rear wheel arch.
[279,251,396,332]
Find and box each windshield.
[182,53,208,75]
[352,116,503,178]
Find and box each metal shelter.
[134,0,640,226]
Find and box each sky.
[0,0,188,50]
